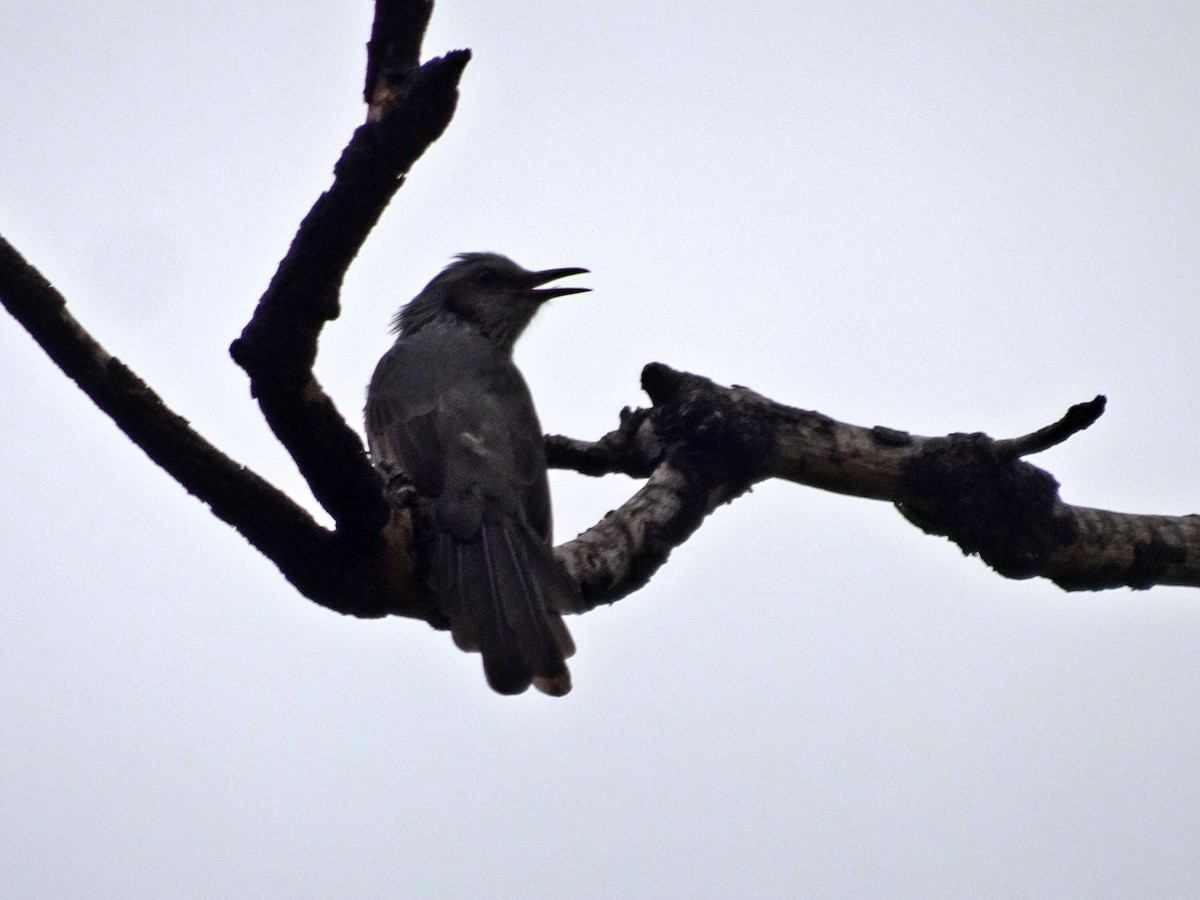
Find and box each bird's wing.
[366,344,442,492]
[366,329,545,514]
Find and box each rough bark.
[549,365,1200,600]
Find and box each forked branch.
[550,364,1200,598]
[3,0,1198,642]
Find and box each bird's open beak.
[525,266,590,302]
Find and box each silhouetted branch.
[4,0,1200,658]
[366,0,435,115]
[229,40,470,542]
[0,0,471,625]
[549,363,1200,597]
[994,395,1107,460]
[545,407,660,478]
[0,234,358,608]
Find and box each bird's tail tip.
[532,672,572,697]
[483,659,571,696]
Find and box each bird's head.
[394,252,589,351]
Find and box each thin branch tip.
[996,394,1108,460]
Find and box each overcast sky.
[3,2,1200,897]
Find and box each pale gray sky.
[3,2,1200,897]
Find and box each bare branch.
[229,47,470,542]
[556,462,730,611]
[545,407,660,478]
[365,0,435,116]
[0,235,394,615]
[550,364,787,609]
[4,0,1198,647]
[0,1,469,627]
[897,432,1200,590]
[994,395,1107,460]
[548,363,1200,600]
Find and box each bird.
[365,252,589,696]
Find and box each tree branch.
[229,36,470,541]
[4,0,1198,654]
[0,1,470,625]
[545,407,660,478]
[365,0,435,116]
[0,235,407,616]
[994,395,1107,460]
[549,363,1200,599]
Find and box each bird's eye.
[474,267,499,289]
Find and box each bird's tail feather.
[433,521,575,696]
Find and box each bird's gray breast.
[365,324,553,542]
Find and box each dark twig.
[545,407,660,478]
[994,395,1107,460]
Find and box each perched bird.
[365,253,588,696]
